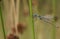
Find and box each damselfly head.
[33,13,38,17]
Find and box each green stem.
[52,0,56,39]
[0,6,6,39]
[28,0,35,39]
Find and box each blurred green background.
[0,0,60,39]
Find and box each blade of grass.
[52,0,56,39]
[0,5,6,39]
[28,0,35,39]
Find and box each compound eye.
[33,13,38,17]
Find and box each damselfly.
[33,13,58,25]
